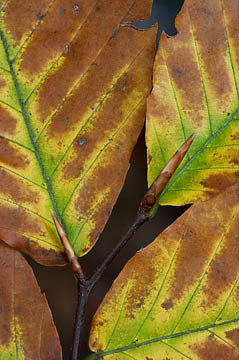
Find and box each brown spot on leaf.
[226,328,239,347]
[163,186,238,304]
[35,0,134,123]
[0,105,17,135]
[3,0,49,43]
[77,137,87,147]
[147,154,152,165]
[230,132,239,141]
[230,158,239,165]
[222,0,239,84]
[188,0,232,104]
[0,168,39,204]
[167,47,204,116]
[0,206,40,234]
[125,249,159,320]
[20,0,96,75]
[0,138,29,168]
[0,76,6,88]
[161,299,174,310]
[74,156,125,216]
[164,222,215,303]
[193,336,239,359]
[201,214,239,308]
[0,215,65,266]
[200,172,239,193]
[24,239,65,265]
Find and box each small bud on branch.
[51,210,85,284]
[140,132,196,214]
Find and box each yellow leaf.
[0,0,156,264]
[146,0,239,206]
[89,185,239,359]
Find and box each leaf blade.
[146,0,239,206]
[0,242,62,359]
[0,0,156,263]
[89,185,239,359]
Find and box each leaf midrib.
[0,29,64,228]
[97,318,239,358]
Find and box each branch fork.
[51,133,196,360]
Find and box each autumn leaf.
[89,184,239,359]
[146,0,239,206]
[0,241,62,359]
[0,0,156,264]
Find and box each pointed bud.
[140,132,196,213]
[51,211,85,283]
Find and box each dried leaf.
[0,0,156,264]
[146,0,239,206]
[0,242,62,359]
[89,185,239,359]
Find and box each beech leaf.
[146,0,239,206]
[89,185,239,359]
[0,0,156,264]
[0,241,62,359]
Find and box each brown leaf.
[0,242,62,359]
[0,0,157,263]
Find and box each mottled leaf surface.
[0,0,156,264]
[147,0,239,206]
[0,242,62,359]
[89,185,239,359]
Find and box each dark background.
[26,1,187,358]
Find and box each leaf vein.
[61,96,145,217]
[0,98,22,113]
[33,0,137,143]
[11,0,57,64]
[150,116,166,166]
[0,29,65,229]
[215,276,239,323]
[162,49,187,143]
[208,330,239,351]
[160,109,239,201]
[105,283,130,351]
[0,164,47,190]
[219,0,239,100]
[131,241,180,342]
[188,7,213,135]
[49,43,147,178]
[0,195,53,224]
[98,318,239,358]
[161,340,192,359]
[171,208,238,334]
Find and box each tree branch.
[71,283,89,360]
[87,211,148,290]
[52,133,196,359]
